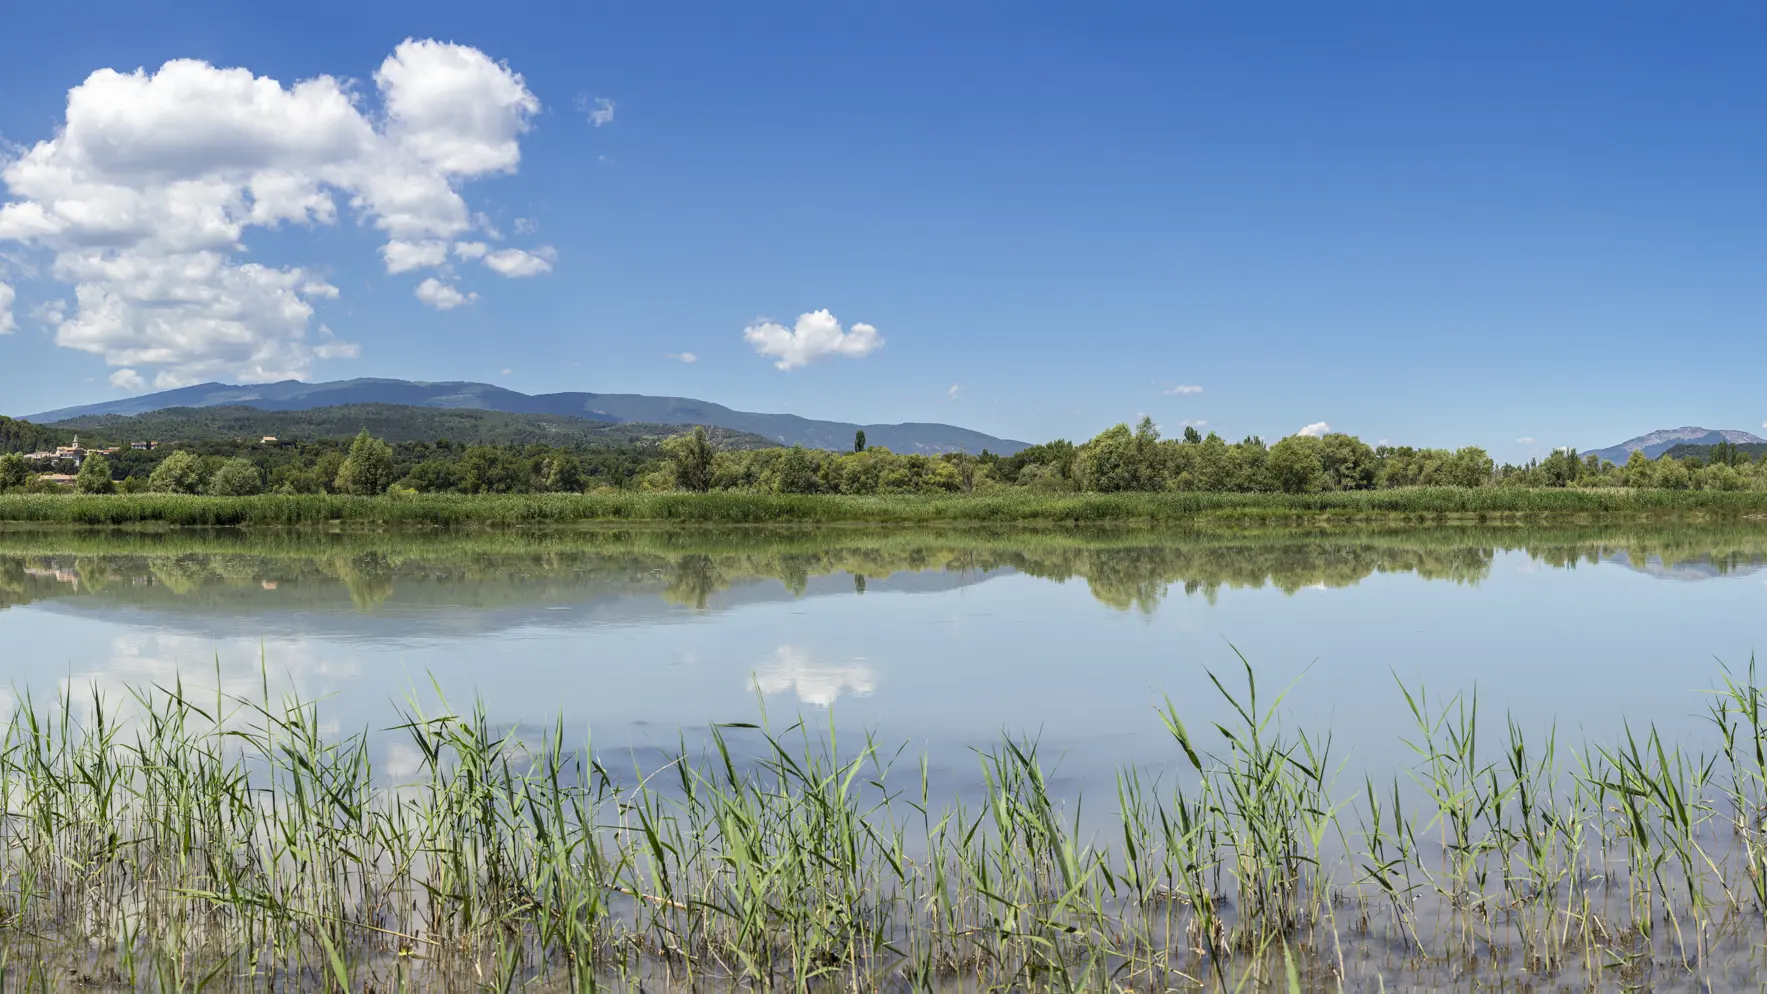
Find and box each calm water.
[3,523,1766,802]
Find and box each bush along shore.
[3,657,1767,989]
[8,486,1767,527]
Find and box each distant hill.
[24,378,1028,455]
[51,404,778,450]
[1658,442,1767,462]
[1583,427,1767,465]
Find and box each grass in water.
[2,656,1767,989]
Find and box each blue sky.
[2,2,1765,460]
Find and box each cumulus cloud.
[109,368,144,390]
[481,245,555,277]
[1296,421,1331,438]
[666,351,698,363]
[381,239,449,274]
[31,299,67,327]
[1180,419,1208,428]
[0,281,13,334]
[577,95,615,127]
[1516,436,1538,445]
[1164,384,1203,395]
[452,240,488,260]
[743,309,882,370]
[0,39,551,384]
[414,277,474,310]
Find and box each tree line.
[5,414,1767,496]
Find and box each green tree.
[0,452,29,491]
[662,426,716,492]
[854,429,866,453]
[147,450,207,494]
[545,453,585,492]
[1318,433,1377,490]
[334,429,395,495]
[207,458,264,496]
[1266,435,1326,493]
[74,453,114,494]
[777,445,822,494]
[399,459,461,493]
[1182,425,1202,444]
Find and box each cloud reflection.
[751,645,876,708]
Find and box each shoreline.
[3,487,1767,527]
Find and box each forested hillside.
[51,404,775,449]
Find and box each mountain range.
[23,379,1029,455]
[1582,427,1767,465]
[46,405,779,450]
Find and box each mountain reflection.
[2,523,1766,629]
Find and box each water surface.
[3,523,1765,800]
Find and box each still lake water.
[3,523,1765,806]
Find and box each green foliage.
[1266,435,1325,493]
[0,415,63,454]
[50,403,777,449]
[1183,425,1203,444]
[662,426,717,492]
[334,430,395,496]
[544,452,584,493]
[0,452,27,491]
[854,429,866,453]
[208,457,264,496]
[147,450,207,494]
[74,453,114,494]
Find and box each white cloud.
[481,245,555,277]
[31,299,66,326]
[1516,436,1538,445]
[109,368,144,390]
[381,239,449,274]
[577,95,615,127]
[1180,419,1207,428]
[1164,384,1203,395]
[666,351,698,363]
[512,217,538,235]
[742,309,882,370]
[0,281,13,334]
[413,277,474,310]
[499,367,511,376]
[312,324,359,359]
[1296,421,1331,438]
[948,383,961,399]
[0,39,539,384]
[452,240,488,260]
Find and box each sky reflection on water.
[3,526,1766,801]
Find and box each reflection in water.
[4,523,1767,625]
[61,633,362,728]
[751,645,876,707]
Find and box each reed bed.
[3,657,1767,990]
[8,487,1767,527]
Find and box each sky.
[2,2,1766,461]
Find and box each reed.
[8,487,1767,527]
[0,656,1765,989]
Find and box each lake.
[6,522,1767,989]
[5,522,1764,802]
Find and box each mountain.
[1583,427,1767,465]
[23,378,1028,455]
[49,404,778,450]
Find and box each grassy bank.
[8,486,1767,527]
[2,660,1766,989]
